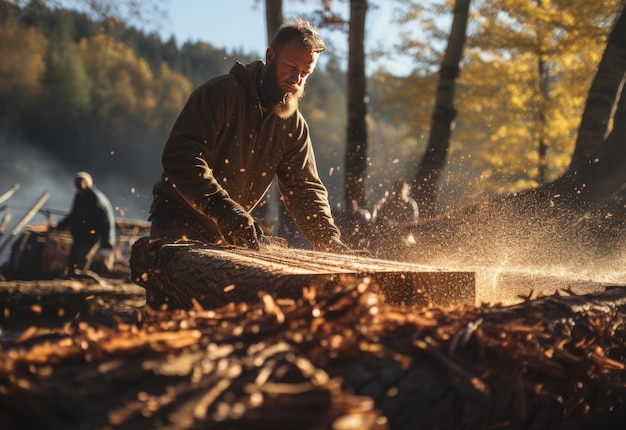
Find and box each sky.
[150,0,417,76]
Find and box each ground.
[1,266,626,429]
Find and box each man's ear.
[265,47,275,63]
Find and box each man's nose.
[290,71,303,85]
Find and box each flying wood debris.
[1,277,626,429]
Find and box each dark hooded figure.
[56,171,116,274]
[372,179,420,228]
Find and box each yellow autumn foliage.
[0,25,47,110]
[389,0,622,202]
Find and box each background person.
[372,179,420,230]
[56,171,116,275]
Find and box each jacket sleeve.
[94,191,116,247]
[160,84,232,216]
[276,114,344,251]
[56,198,76,230]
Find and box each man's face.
[75,178,89,194]
[262,39,319,119]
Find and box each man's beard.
[262,61,304,119]
[274,89,303,119]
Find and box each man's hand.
[322,238,351,253]
[211,199,260,250]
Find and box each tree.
[265,0,283,44]
[78,34,158,140]
[149,63,192,137]
[538,5,626,206]
[374,5,626,266]
[383,0,622,213]
[12,0,165,25]
[345,0,368,210]
[465,0,620,194]
[43,42,91,120]
[412,0,470,218]
[0,24,46,113]
[255,0,285,240]
[567,3,626,175]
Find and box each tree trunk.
[258,0,285,242]
[345,0,368,209]
[525,5,626,207]
[544,76,626,205]
[413,0,470,218]
[568,5,626,174]
[265,0,283,45]
[536,18,549,185]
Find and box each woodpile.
[1,274,626,429]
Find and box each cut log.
[130,237,475,310]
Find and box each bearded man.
[149,18,347,254]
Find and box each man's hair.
[75,171,93,187]
[270,18,326,53]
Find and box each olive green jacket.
[151,60,342,250]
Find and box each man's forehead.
[277,40,319,64]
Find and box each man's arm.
[93,191,116,248]
[159,84,259,248]
[55,197,76,230]
[276,115,346,252]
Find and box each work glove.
[254,222,271,246]
[323,239,372,257]
[210,197,260,250]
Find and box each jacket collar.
[229,60,264,104]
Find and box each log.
[0,279,625,429]
[0,278,145,328]
[130,237,476,310]
[0,191,49,255]
[0,183,20,205]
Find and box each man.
[149,18,347,252]
[372,179,420,228]
[56,171,116,274]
